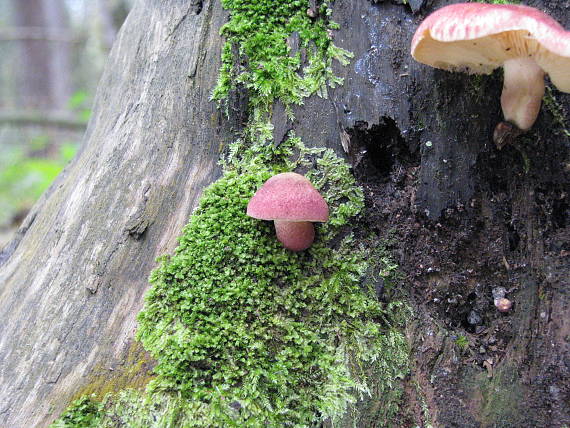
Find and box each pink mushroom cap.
[411,3,570,91]
[247,172,329,222]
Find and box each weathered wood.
[0,1,229,426]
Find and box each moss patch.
[212,0,351,116]
[51,396,102,428]
[67,341,155,403]
[543,86,570,137]
[463,363,524,428]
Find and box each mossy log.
[0,0,568,427]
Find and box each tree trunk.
[1,0,568,427]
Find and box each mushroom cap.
[247,172,329,222]
[411,3,570,92]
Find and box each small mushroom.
[411,3,570,148]
[306,7,317,19]
[247,172,329,251]
[495,297,513,313]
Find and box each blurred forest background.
[0,0,132,247]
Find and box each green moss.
[334,302,411,428]
[67,341,155,403]
[543,86,570,137]
[463,363,524,428]
[51,396,102,428]
[454,334,469,351]
[212,0,351,117]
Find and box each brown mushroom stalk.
[274,220,315,252]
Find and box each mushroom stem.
[500,57,545,132]
[274,220,315,252]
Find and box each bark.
[1,0,569,427]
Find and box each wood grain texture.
[0,1,228,426]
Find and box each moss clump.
[543,86,570,138]
[135,137,392,426]
[212,0,351,114]
[51,396,102,428]
[66,341,154,403]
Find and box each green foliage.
[0,142,78,227]
[68,90,92,121]
[60,142,79,162]
[455,334,470,351]
[212,0,351,115]
[51,396,102,428]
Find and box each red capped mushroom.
[411,3,570,148]
[247,172,329,251]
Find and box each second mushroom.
[411,3,570,148]
[247,172,329,252]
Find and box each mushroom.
[411,3,570,148]
[495,297,513,313]
[247,172,329,251]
